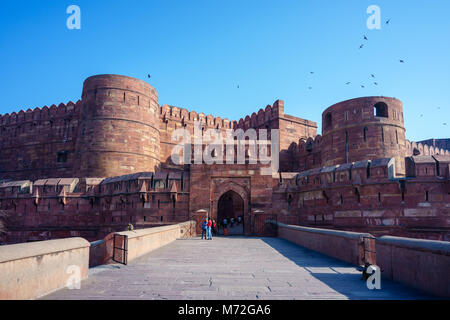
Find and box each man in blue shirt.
[201,218,208,239]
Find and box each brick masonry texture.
[0,74,449,244]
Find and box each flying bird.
[364,35,368,40]
[399,60,405,63]
[237,85,239,89]
[374,82,378,85]
[308,86,312,90]
[359,44,364,49]
[310,71,314,74]
[371,74,375,78]
[147,74,151,78]
[345,82,351,85]
[444,123,447,126]
[420,114,423,117]
[361,85,365,88]
[386,19,391,25]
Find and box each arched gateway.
[211,181,250,235]
[217,191,244,235]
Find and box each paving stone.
[42,237,432,300]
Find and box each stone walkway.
[43,236,432,300]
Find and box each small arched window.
[374,102,389,118]
[324,112,332,129]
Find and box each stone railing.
[376,236,450,297]
[89,237,112,268]
[0,238,90,300]
[89,220,197,266]
[0,221,197,299]
[117,221,196,263]
[270,221,450,297]
[270,221,376,266]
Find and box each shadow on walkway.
[260,237,435,300]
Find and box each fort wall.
[0,101,81,180]
[417,138,450,151]
[233,100,317,171]
[75,74,160,177]
[271,156,450,240]
[0,74,448,245]
[320,97,406,174]
[0,172,190,244]
[158,104,234,166]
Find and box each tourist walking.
[201,218,208,239]
[207,218,213,240]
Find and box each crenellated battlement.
[292,135,324,154]
[158,99,316,135]
[234,100,285,130]
[294,154,450,191]
[295,158,396,189]
[0,101,81,126]
[406,140,450,157]
[159,104,233,129]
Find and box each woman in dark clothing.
[212,220,217,235]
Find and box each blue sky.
[0,0,448,141]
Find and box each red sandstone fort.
[0,74,449,244]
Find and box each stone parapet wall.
[274,222,375,266]
[273,222,450,297]
[376,236,450,297]
[116,221,196,262]
[0,237,90,300]
[89,221,197,266]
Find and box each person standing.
[207,218,213,240]
[201,218,208,240]
[223,217,228,236]
[212,220,217,235]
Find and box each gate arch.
[211,181,250,235]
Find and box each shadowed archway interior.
[217,190,244,235]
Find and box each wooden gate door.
[253,214,277,236]
[112,234,128,265]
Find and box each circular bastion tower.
[74,74,160,177]
[320,96,406,176]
